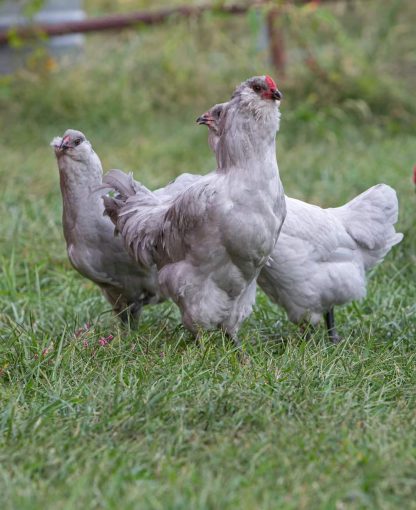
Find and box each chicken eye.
[74,138,82,146]
[252,84,262,93]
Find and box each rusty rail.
[0,0,350,46]
[0,2,268,46]
[0,0,352,75]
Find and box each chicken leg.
[324,308,342,344]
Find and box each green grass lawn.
[1,115,415,509]
[1,2,416,508]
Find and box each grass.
[1,1,416,508]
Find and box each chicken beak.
[271,89,283,101]
[197,114,214,127]
[59,136,72,150]
[196,115,208,126]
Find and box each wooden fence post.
[266,7,286,78]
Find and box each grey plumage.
[257,187,403,335]
[51,129,161,325]
[198,102,403,341]
[102,76,286,344]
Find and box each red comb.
[265,75,277,90]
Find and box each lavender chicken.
[102,76,286,347]
[51,129,161,325]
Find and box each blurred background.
[0,0,415,323]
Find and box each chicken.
[51,129,161,325]
[197,103,403,342]
[102,76,286,346]
[196,102,225,160]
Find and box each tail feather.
[102,169,139,199]
[102,169,167,268]
[331,184,403,270]
[102,195,124,233]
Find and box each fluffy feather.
[329,184,403,269]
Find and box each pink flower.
[83,340,89,348]
[98,334,114,347]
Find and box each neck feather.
[58,151,104,229]
[216,102,280,177]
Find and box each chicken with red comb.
[197,101,403,343]
[102,76,285,349]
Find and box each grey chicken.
[51,129,161,325]
[196,102,225,161]
[197,103,403,342]
[102,76,286,346]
